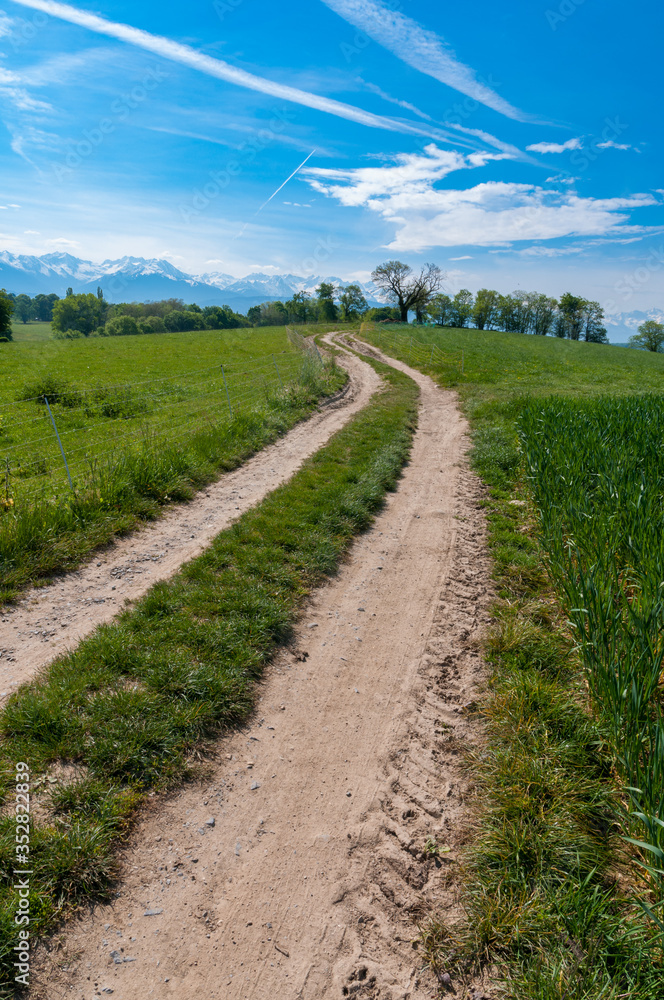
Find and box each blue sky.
[0,0,663,323]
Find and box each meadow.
[0,354,418,994]
[0,326,344,600]
[361,323,664,998]
[7,322,53,344]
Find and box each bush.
[53,328,84,340]
[17,375,82,408]
[104,315,141,337]
[138,316,166,334]
[164,310,205,332]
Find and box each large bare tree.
[371,261,444,323]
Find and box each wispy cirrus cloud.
[7,0,499,150]
[0,66,53,112]
[0,11,15,36]
[356,77,432,121]
[304,145,657,250]
[319,0,531,121]
[527,138,583,153]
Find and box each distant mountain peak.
[0,251,381,313]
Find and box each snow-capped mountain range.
[0,252,381,313]
[0,252,653,341]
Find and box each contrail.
[7,0,494,147]
[233,149,317,241]
[319,0,534,122]
[257,149,317,213]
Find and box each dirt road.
[0,349,381,702]
[33,338,491,1000]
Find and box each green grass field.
[0,355,418,995]
[1,325,293,394]
[0,326,345,600]
[360,323,664,998]
[7,322,53,344]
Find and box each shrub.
[104,315,141,337]
[17,375,82,408]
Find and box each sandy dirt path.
[0,350,381,702]
[33,338,491,1000]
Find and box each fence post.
[409,335,413,362]
[461,351,464,375]
[272,354,284,389]
[430,344,434,363]
[4,458,10,507]
[44,396,74,491]
[221,365,233,418]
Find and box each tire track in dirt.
[0,350,381,702]
[32,337,492,1000]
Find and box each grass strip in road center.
[0,358,418,995]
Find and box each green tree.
[371,261,443,323]
[285,291,311,324]
[14,294,33,324]
[582,300,607,343]
[426,293,454,326]
[316,282,338,322]
[364,306,400,322]
[0,289,14,340]
[530,293,558,336]
[472,289,499,330]
[248,301,288,327]
[52,292,106,337]
[163,309,205,332]
[629,320,664,352]
[339,284,367,321]
[104,315,141,337]
[557,293,586,340]
[452,289,474,328]
[33,293,60,322]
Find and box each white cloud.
[320,0,530,121]
[0,12,14,37]
[596,140,632,150]
[304,146,657,250]
[0,66,53,113]
[9,0,493,147]
[546,174,576,184]
[527,138,583,154]
[45,237,81,248]
[305,143,502,207]
[450,255,473,260]
[356,77,432,121]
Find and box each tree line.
[0,287,249,340]
[1,260,662,351]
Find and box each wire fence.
[1,341,323,511]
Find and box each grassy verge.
[0,360,345,602]
[0,357,418,995]
[358,324,664,998]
